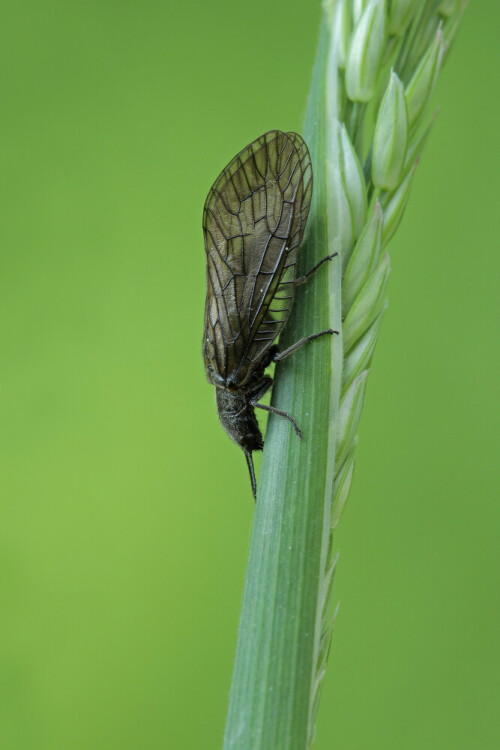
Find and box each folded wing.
[203,130,312,386]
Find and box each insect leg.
[273,329,338,362]
[294,252,338,285]
[245,450,258,501]
[248,376,273,403]
[252,402,302,439]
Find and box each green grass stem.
[223,3,467,748]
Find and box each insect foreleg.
[248,376,273,403]
[252,401,303,439]
[294,252,338,285]
[273,328,338,362]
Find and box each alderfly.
[203,131,336,499]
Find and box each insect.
[203,130,337,499]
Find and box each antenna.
[245,451,257,501]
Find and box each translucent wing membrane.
[203,130,312,386]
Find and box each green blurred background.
[1,2,498,748]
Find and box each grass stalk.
[223,2,467,748]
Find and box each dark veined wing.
[203,130,312,386]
